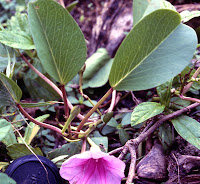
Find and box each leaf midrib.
[32,3,63,84]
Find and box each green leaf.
[20,101,58,108]
[47,142,81,160]
[51,155,68,168]
[158,123,174,150]
[0,173,16,184]
[180,10,200,23]
[172,115,200,150]
[91,137,108,152]
[7,143,43,160]
[66,0,78,12]
[0,162,9,170]
[131,102,165,126]
[157,79,173,109]
[82,48,112,89]
[118,128,130,145]
[133,0,161,25]
[0,73,22,107]
[24,114,49,145]
[101,118,118,135]
[28,0,87,85]
[160,0,176,11]
[0,13,34,49]
[0,119,12,141]
[170,97,191,110]
[23,58,60,101]
[121,112,132,126]
[109,9,197,91]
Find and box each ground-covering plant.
[0,0,200,183]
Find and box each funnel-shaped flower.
[59,149,125,184]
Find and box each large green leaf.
[0,73,22,107]
[109,9,197,91]
[0,13,34,50]
[7,143,43,160]
[28,0,87,85]
[131,102,165,126]
[172,115,200,150]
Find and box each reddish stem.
[17,103,64,136]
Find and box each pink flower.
[59,150,126,184]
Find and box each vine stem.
[17,103,65,136]
[75,88,113,136]
[108,102,200,184]
[20,53,90,121]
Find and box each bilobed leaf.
[0,119,12,141]
[172,115,200,150]
[24,114,50,145]
[0,13,34,49]
[0,73,22,107]
[7,143,43,159]
[28,0,87,85]
[109,9,197,91]
[131,102,165,126]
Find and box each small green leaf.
[7,143,43,160]
[101,118,118,135]
[180,10,200,23]
[82,48,112,88]
[51,155,68,168]
[0,13,34,49]
[118,128,130,145]
[28,0,87,85]
[1,125,17,147]
[0,173,16,184]
[158,123,174,150]
[66,0,78,12]
[0,162,9,170]
[160,0,176,11]
[172,115,200,150]
[20,101,58,108]
[157,79,173,109]
[109,9,197,91]
[121,112,132,126]
[47,142,81,160]
[24,114,50,145]
[0,73,22,107]
[131,102,165,126]
[0,119,12,141]
[170,97,191,110]
[91,137,108,152]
